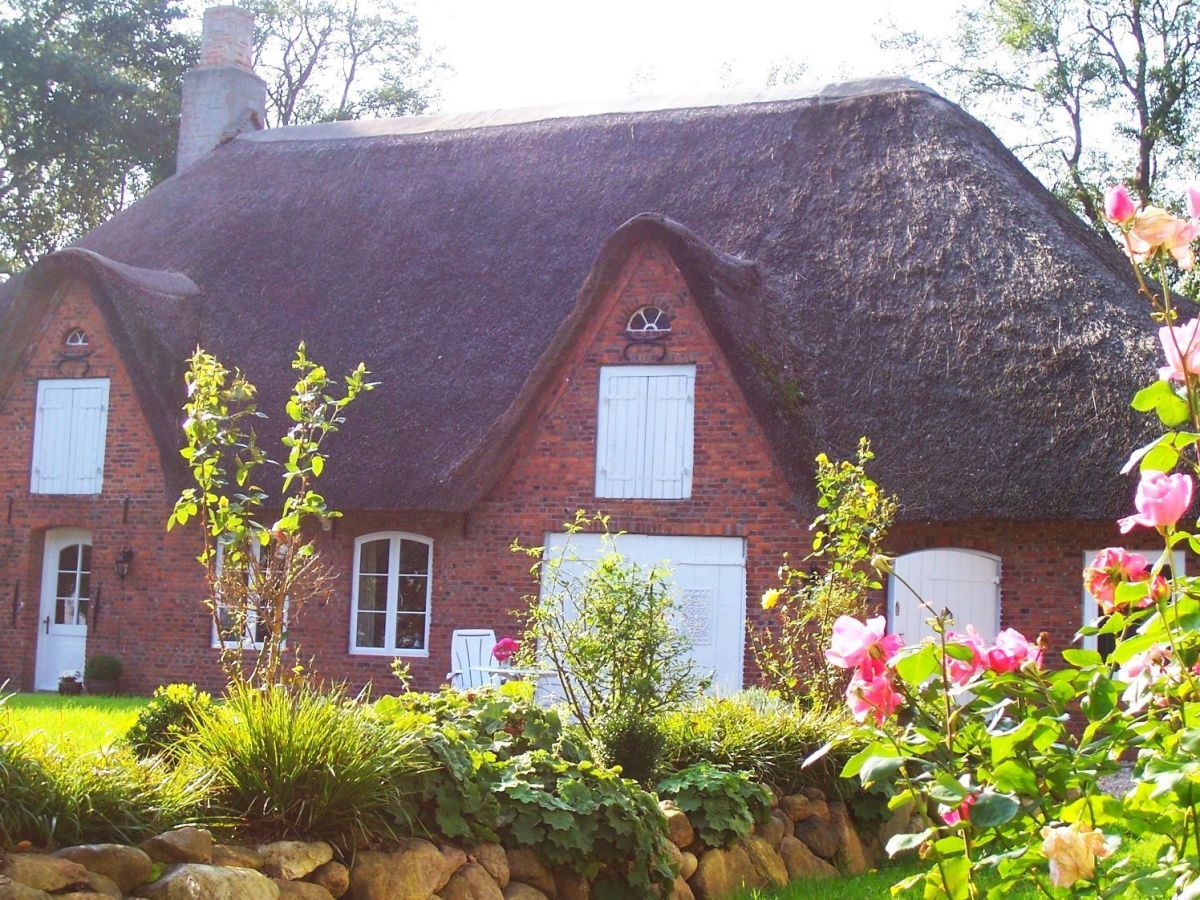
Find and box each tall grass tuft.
[183,683,428,849]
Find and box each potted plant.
[83,654,122,695]
[58,670,83,695]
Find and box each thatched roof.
[0,78,1160,520]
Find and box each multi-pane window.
[350,533,432,655]
[54,543,91,627]
[211,542,275,650]
[595,365,695,499]
[30,378,110,495]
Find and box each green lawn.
[0,691,147,751]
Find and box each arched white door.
[888,548,1001,643]
[34,528,92,690]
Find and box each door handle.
[43,616,49,634]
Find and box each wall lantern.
[115,547,135,580]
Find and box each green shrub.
[659,689,855,794]
[591,709,664,785]
[182,683,427,850]
[495,751,676,895]
[126,683,214,759]
[656,762,772,849]
[0,727,208,847]
[83,654,122,681]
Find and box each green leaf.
[895,645,940,687]
[1083,674,1118,721]
[1142,441,1180,473]
[885,828,933,857]
[1062,648,1103,668]
[860,755,907,788]
[970,791,1020,828]
[992,759,1038,796]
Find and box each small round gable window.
[627,305,671,334]
[64,328,88,347]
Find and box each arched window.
[627,305,671,334]
[64,328,88,347]
[888,549,1001,643]
[350,532,432,655]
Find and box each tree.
[247,0,439,127]
[0,0,194,276]
[886,0,1200,230]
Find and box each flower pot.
[58,679,82,695]
[85,678,118,695]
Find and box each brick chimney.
[176,6,267,172]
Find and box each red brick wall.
[0,246,1145,696]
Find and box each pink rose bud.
[825,615,896,670]
[985,628,1036,674]
[1188,185,1200,221]
[1119,470,1195,533]
[1157,318,1200,381]
[1105,185,1136,224]
[1083,547,1149,613]
[846,672,903,725]
[940,793,977,827]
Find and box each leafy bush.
[83,654,122,681]
[494,751,676,895]
[0,727,208,847]
[182,683,426,849]
[514,512,707,737]
[656,762,772,849]
[591,708,664,785]
[659,689,855,794]
[126,683,214,760]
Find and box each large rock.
[828,802,869,876]
[439,863,504,900]
[770,809,794,839]
[658,801,694,849]
[502,885,548,900]
[678,851,697,881]
[82,872,123,899]
[469,844,508,889]
[0,880,49,900]
[137,864,279,899]
[55,844,153,892]
[780,795,829,822]
[668,876,694,900]
[778,836,837,881]
[726,844,764,891]
[350,840,456,900]
[754,815,786,849]
[212,845,264,869]
[307,861,349,898]
[793,816,840,860]
[1,855,90,892]
[53,893,116,900]
[689,845,764,900]
[553,871,588,900]
[259,842,333,881]
[274,879,334,899]
[503,849,555,898]
[742,836,787,888]
[140,828,214,865]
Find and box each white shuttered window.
[30,378,110,495]
[595,365,695,499]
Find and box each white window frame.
[595,364,695,500]
[30,378,110,495]
[1081,549,1185,651]
[210,541,286,651]
[349,531,433,657]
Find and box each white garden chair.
[446,629,497,689]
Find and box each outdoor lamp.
[115,547,135,580]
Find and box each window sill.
[349,647,430,658]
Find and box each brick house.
[0,8,1165,695]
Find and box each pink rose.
[986,628,1036,674]
[491,637,520,663]
[1127,207,1199,268]
[945,625,987,686]
[1157,319,1200,382]
[846,673,902,725]
[940,793,977,827]
[1083,547,1149,613]
[825,615,900,672]
[1188,185,1200,221]
[1119,470,1194,533]
[1105,185,1136,224]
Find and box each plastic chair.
[446,629,497,689]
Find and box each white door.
[541,532,747,693]
[34,528,92,690]
[888,548,1001,643]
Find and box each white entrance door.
[888,548,1001,643]
[34,528,92,690]
[541,533,747,692]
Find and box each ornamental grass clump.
[182,682,427,850]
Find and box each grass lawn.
[0,691,147,751]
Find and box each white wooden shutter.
[596,365,694,499]
[30,379,109,495]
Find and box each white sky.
[410,0,964,114]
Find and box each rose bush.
[797,187,1200,898]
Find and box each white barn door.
[888,549,1001,643]
[540,532,746,693]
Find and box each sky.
[409,0,965,114]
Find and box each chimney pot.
[199,6,255,70]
